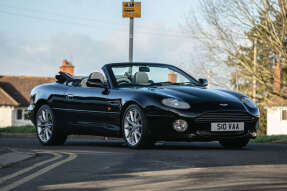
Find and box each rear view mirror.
[139,66,150,72]
[199,78,208,86]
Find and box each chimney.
[274,62,281,91]
[60,59,74,76]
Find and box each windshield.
[111,64,200,87]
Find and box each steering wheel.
[117,79,131,85]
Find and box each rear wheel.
[36,105,67,145]
[219,138,249,149]
[122,104,154,149]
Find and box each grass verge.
[0,126,35,134]
[250,135,287,143]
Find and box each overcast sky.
[0,0,205,77]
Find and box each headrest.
[134,72,149,84]
[88,72,106,82]
[80,77,88,87]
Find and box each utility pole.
[253,38,257,102]
[129,0,134,62]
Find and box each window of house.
[24,110,29,120]
[17,109,23,120]
[282,110,287,121]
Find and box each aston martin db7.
[28,63,259,149]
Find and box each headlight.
[162,98,190,109]
[241,97,257,109]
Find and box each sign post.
[122,1,141,63]
[129,3,134,63]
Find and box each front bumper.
[146,109,259,141]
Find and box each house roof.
[0,88,19,106]
[0,76,55,107]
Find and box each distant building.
[0,60,74,127]
[266,107,287,135]
[266,63,287,135]
[266,90,287,135]
[0,76,55,127]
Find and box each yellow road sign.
[122,2,141,18]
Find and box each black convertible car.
[28,62,259,149]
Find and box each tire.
[122,104,154,149]
[35,105,67,145]
[219,138,250,149]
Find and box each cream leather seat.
[80,77,88,87]
[134,72,150,85]
[89,72,106,82]
[81,72,106,87]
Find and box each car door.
[64,86,121,136]
[48,82,72,122]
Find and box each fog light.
[173,119,188,132]
[250,132,257,137]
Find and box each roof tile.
[0,76,55,107]
[0,88,19,106]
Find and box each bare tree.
[186,0,287,105]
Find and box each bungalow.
[0,60,74,127]
[0,76,55,127]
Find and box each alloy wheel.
[37,108,53,143]
[124,108,143,146]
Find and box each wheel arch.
[120,100,155,148]
[33,99,48,121]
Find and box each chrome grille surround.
[192,111,257,137]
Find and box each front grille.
[194,112,255,123]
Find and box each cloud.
[0,23,203,78]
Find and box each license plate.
[211,122,244,132]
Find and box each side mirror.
[199,78,208,86]
[87,78,107,88]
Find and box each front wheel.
[35,105,67,145]
[219,138,250,149]
[122,104,154,149]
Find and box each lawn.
[250,135,287,143]
[0,126,35,134]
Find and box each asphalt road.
[0,138,287,191]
